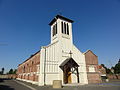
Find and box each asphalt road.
[0,79,32,90]
[0,79,120,90]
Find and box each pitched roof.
[59,57,79,67]
[18,50,40,66]
[49,15,74,25]
[83,50,98,57]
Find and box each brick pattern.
[17,51,40,82]
[84,50,102,83]
[85,50,98,65]
[87,73,101,83]
[107,74,120,79]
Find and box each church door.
[60,57,79,84]
[63,66,72,84]
[68,72,72,83]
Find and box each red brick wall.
[87,73,101,83]
[107,74,120,79]
[17,51,40,82]
[84,50,102,83]
[85,50,98,65]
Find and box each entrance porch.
[60,57,79,84]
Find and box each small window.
[54,25,56,35]
[52,26,54,36]
[53,23,57,36]
[64,23,66,34]
[89,66,95,72]
[67,23,69,35]
[61,22,64,33]
[55,23,57,34]
[53,25,55,36]
[23,66,25,73]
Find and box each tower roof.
[49,15,74,25]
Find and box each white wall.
[72,45,88,84]
[39,16,88,85]
[39,41,60,86]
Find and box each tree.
[118,59,120,64]
[7,69,17,74]
[1,68,4,75]
[8,69,14,74]
[101,64,105,68]
[13,69,17,74]
[114,60,120,74]
[101,64,112,74]
[0,71,2,75]
[106,68,113,74]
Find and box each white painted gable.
[39,15,88,85]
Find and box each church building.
[17,15,101,85]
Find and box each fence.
[0,74,17,79]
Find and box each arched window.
[64,23,66,34]
[53,25,55,36]
[23,66,25,73]
[61,22,64,33]
[32,61,34,65]
[53,23,57,36]
[55,23,57,34]
[67,23,69,35]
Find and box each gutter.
[43,46,46,85]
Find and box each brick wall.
[87,73,101,83]
[84,50,98,65]
[84,50,102,83]
[107,74,120,79]
[17,51,40,82]
[0,74,17,79]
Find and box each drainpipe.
[43,46,46,86]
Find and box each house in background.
[98,65,106,77]
[17,15,101,86]
[84,50,102,83]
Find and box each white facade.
[38,15,88,86]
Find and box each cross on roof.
[69,50,73,57]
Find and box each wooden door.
[68,72,72,83]
[63,66,72,84]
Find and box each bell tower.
[49,15,74,52]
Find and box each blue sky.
[0,0,120,72]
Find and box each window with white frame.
[89,66,95,72]
[53,23,57,36]
[61,22,69,35]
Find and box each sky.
[0,0,120,73]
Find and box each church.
[17,15,101,86]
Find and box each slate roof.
[18,50,40,66]
[59,57,79,67]
[49,15,74,25]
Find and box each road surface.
[0,79,35,90]
[0,79,120,90]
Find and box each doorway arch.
[60,57,79,84]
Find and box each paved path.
[0,79,36,90]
